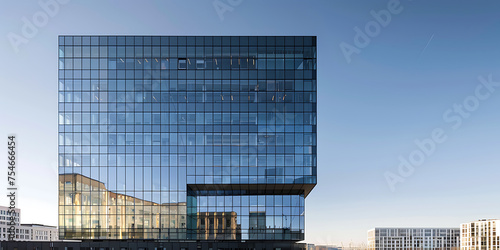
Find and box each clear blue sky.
[1,0,500,245]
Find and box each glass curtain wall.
[58,36,316,241]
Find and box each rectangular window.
[178,59,187,69]
[196,59,205,69]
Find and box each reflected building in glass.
[58,36,317,242]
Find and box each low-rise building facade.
[0,205,57,241]
[368,227,460,250]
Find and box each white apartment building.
[20,224,58,241]
[460,219,499,250]
[368,228,460,250]
[0,205,21,241]
[0,205,58,241]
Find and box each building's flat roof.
[368,227,460,231]
[20,224,57,228]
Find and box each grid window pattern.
[367,228,461,250]
[460,220,500,250]
[58,36,316,241]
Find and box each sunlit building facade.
[460,219,500,249]
[368,228,460,250]
[0,206,58,241]
[58,36,317,241]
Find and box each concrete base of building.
[1,240,306,250]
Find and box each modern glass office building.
[58,36,317,242]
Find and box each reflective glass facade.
[58,36,317,241]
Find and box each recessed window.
[178,59,187,69]
[196,59,205,69]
